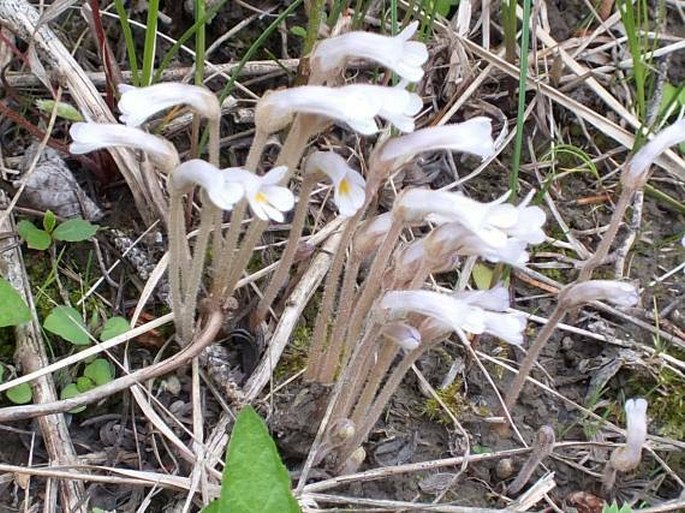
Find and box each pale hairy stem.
[341,221,404,361]
[182,201,220,340]
[503,306,566,411]
[348,338,399,431]
[211,201,247,298]
[304,218,358,381]
[336,341,434,466]
[578,187,632,282]
[254,175,317,324]
[245,129,268,172]
[208,115,220,167]
[316,257,363,383]
[169,191,190,342]
[222,218,268,296]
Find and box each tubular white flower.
[560,280,639,308]
[305,151,366,217]
[425,223,530,266]
[482,311,527,346]
[69,122,179,169]
[170,159,244,210]
[453,285,510,312]
[507,190,547,244]
[380,290,485,335]
[224,166,294,222]
[623,119,685,189]
[610,398,648,471]
[117,83,221,127]
[353,212,393,257]
[375,117,495,169]
[311,21,429,83]
[381,321,421,351]
[255,84,421,135]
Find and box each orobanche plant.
[64,18,684,486]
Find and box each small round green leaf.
[52,219,98,242]
[60,383,87,413]
[83,358,114,386]
[17,220,51,250]
[6,382,32,404]
[100,316,130,342]
[35,99,84,122]
[44,306,91,345]
[0,277,31,327]
[289,25,306,38]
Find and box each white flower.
[380,290,485,335]
[482,311,527,346]
[506,190,546,244]
[381,321,421,351]
[311,21,429,83]
[224,166,294,222]
[117,83,221,127]
[255,84,421,135]
[353,212,393,257]
[624,118,685,189]
[560,280,639,308]
[610,398,648,471]
[305,151,366,216]
[425,223,530,266]
[170,159,244,209]
[374,117,495,168]
[69,122,179,169]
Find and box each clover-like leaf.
[100,316,129,342]
[52,218,98,242]
[218,406,300,513]
[6,382,32,404]
[17,220,51,250]
[44,306,90,345]
[83,358,114,387]
[60,383,86,413]
[0,277,31,327]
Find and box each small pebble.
[496,458,514,479]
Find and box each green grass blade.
[195,0,206,84]
[141,0,160,85]
[113,0,140,86]
[509,0,532,197]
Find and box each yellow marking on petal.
[338,178,351,196]
[255,192,268,204]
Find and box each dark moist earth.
[1,1,684,512]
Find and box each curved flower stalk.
[69,122,180,170]
[224,166,295,222]
[604,398,648,489]
[310,21,429,83]
[372,117,495,173]
[305,151,366,217]
[170,159,244,209]
[623,118,685,189]
[255,84,421,136]
[559,280,639,308]
[117,83,221,127]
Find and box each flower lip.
[306,151,366,217]
[311,21,429,83]
[69,121,180,169]
[170,159,244,210]
[117,83,221,127]
[224,166,295,222]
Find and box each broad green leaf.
[60,383,86,413]
[100,316,130,342]
[17,220,51,250]
[42,210,57,233]
[44,306,90,345]
[52,218,98,242]
[472,262,493,291]
[35,99,84,121]
[0,277,31,327]
[219,406,300,513]
[83,358,114,386]
[6,382,32,404]
[76,376,95,392]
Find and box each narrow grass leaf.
[0,278,31,327]
[219,406,300,513]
